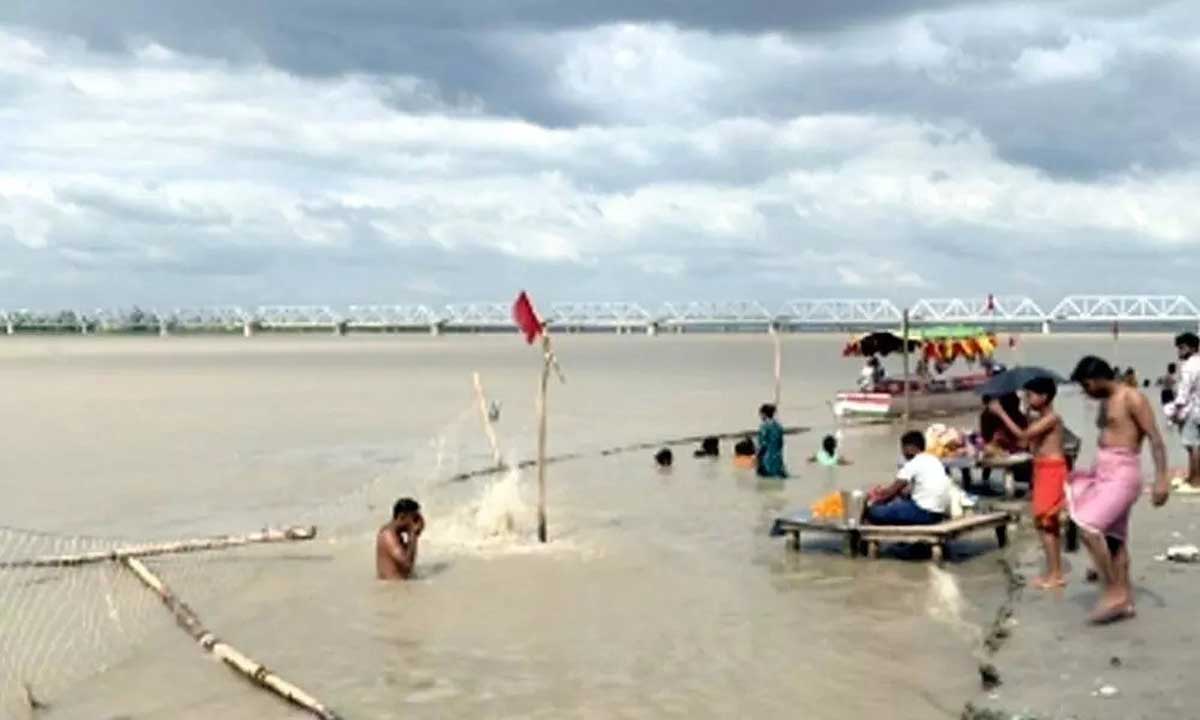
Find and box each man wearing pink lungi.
[1069,356,1170,624]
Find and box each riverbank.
[967,495,1200,719]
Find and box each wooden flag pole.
[902,309,912,423]
[472,371,504,468]
[536,335,552,543]
[771,324,782,407]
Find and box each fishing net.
[0,402,507,719]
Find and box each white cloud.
[1011,34,1116,83]
[1,5,1199,306]
[838,263,927,289]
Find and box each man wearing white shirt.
[865,431,951,525]
[1165,332,1200,489]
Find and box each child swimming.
[808,434,851,467]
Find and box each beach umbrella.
[976,366,1068,397]
[843,331,921,357]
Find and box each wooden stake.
[121,557,342,720]
[771,325,782,407]
[0,526,317,569]
[536,335,552,543]
[902,309,912,423]
[472,371,504,468]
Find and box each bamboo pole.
[902,309,912,423]
[536,335,552,543]
[472,371,504,468]
[121,557,342,720]
[771,325,782,407]
[0,526,317,569]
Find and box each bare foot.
[1031,575,1067,589]
[1085,569,1099,583]
[1089,594,1134,624]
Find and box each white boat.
[834,326,998,421]
[833,374,989,421]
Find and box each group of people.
[378,335,1197,627]
[858,339,1193,624]
[655,403,792,478]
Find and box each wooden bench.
[772,511,1012,563]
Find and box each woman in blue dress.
[756,404,788,478]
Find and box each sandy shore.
[968,493,1200,719]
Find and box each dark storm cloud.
[4,0,1194,178]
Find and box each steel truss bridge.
[2,295,1198,336]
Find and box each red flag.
[512,291,544,344]
[985,293,995,312]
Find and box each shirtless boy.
[990,376,1067,588]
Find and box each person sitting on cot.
[733,437,756,469]
[377,497,424,580]
[864,431,951,526]
[808,434,852,466]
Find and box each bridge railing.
[777,298,902,327]
[4,296,1200,336]
[658,301,773,327]
[1049,295,1200,323]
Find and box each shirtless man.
[1069,356,1169,623]
[376,497,424,580]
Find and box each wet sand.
[970,496,1200,719]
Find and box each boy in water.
[376,497,424,580]
[989,377,1067,589]
[756,404,787,478]
[808,434,852,466]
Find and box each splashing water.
[431,466,534,553]
[926,565,984,651]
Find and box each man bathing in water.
[377,497,424,580]
[1070,356,1169,623]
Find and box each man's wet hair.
[695,436,720,457]
[900,431,925,451]
[1023,376,1057,401]
[1070,355,1115,383]
[734,437,756,456]
[393,497,421,519]
[655,448,673,467]
[822,434,837,454]
[1175,332,1199,351]
[759,403,777,419]
[1169,362,1178,373]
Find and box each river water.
[0,333,1180,719]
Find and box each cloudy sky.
[1,1,1197,310]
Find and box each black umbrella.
[853,332,921,357]
[976,366,1068,397]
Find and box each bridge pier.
[243,320,254,338]
[159,322,169,338]
[429,323,442,337]
[646,323,658,337]
[1041,320,1051,335]
[5,321,13,336]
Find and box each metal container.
[844,490,866,525]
